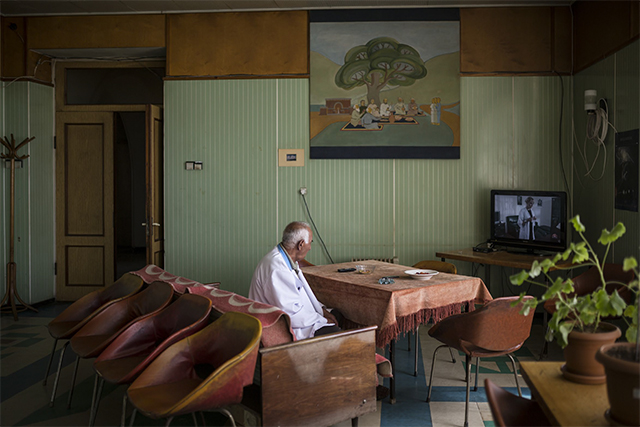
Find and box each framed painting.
[310,9,460,159]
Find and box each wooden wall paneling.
[27,15,165,49]
[27,51,52,83]
[1,16,27,78]
[553,6,572,74]
[460,7,553,74]
[573,0,639,73]
[167,11,308,77]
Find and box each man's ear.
[296,240,304,250]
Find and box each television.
[489,189,567,255]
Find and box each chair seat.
[94,355,149,383]
[459,340,524,358]
[128,379,203,418]
[71,334,115,358]
[48,321,83,339]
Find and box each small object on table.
[404,269,439,280]
[337,268,356,273]
[378,277,398,285]
[355,265,375,274]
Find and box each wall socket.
[299,187,307,195]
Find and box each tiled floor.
[1,302,563,426]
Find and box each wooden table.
[436,248,573,289]
[302,260,492,404]
[520,361,609,426]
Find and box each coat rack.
[1,134,37,320]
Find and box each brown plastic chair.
[540,264,634,357]
[412,260,457,274]
[127,311,262,427]
[298,259,315,267]
[89,294,212,426]
[409,260,458,375]
[65,281,174,409]
[484,379,551,426]
[44,273,143,406]
[426,296,535,427]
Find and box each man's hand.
[323,307,338,325]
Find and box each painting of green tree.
[310,14,460,159]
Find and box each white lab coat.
[518,207,538,240]
[249,246,329,340]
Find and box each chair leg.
[449,347,456,363]
[129,408,137,427]
[164,416,174,427]
[67,355,81,409]
[507,353,523,397]
[426,344,448,402]
[49,340,70,407]
[89,375,105,427]
[413,325,420,376]
[43,338,58,385]
[408,330,412,351]
[217,408,236,427]
[351,417,359,427]
[191,412,198,426]
[473,357,479,392]
[121,394,128,427]
[464,354,471,427]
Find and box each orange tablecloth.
[303,260,493,348]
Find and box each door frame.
[55,60,165,299]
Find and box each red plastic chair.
[127,311,262,426]
[44,273,143,406]
[426,296,535,427]
[89,294,212,426]
[484,379,551,426]
[64,281,174,409]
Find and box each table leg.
[389,340,396,404]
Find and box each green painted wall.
[1,81,55,303]
[165,76,570,297]
[573,40,639,263]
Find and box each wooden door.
[56,112,114,301]
[145,105,164,267]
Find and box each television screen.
[490,189,567,254]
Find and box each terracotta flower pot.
[596,342,640,426]
[561,322,621,384]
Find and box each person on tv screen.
[518,196,538,240]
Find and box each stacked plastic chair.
[89,294,212,426]
[44,273,143,407]
[127,311,262,426]
[65,281,174,408]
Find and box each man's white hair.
[282,221,311,249]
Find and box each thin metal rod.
[464,355,471,427]
[43,338,58,385]
[67,355,81,409]
[426,345,448,402]
[507,353,522,396]
[49,341,70,407]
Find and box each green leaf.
[510,270,528,286]
[623,257,638,272]
[570,215,585,233]
[557,322,574,348]
[571,243,589,263]
[529,261,542,278]
[539,258,556,273]
[609,290,627,317]
[626,325,637,343]
[598,222,626,245]
[624,304,637,320]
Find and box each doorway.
[55,60,165,301]
[114,112,147,278]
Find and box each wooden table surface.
[519,361,609,427]
[436,248,572,270]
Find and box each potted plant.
[510,216,638,386]
[595,256,639,426]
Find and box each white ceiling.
[1,0,574,17]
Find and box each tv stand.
[506,248,549,257]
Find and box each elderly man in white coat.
[249,221,341,340]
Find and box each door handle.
[142,223,161,227]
